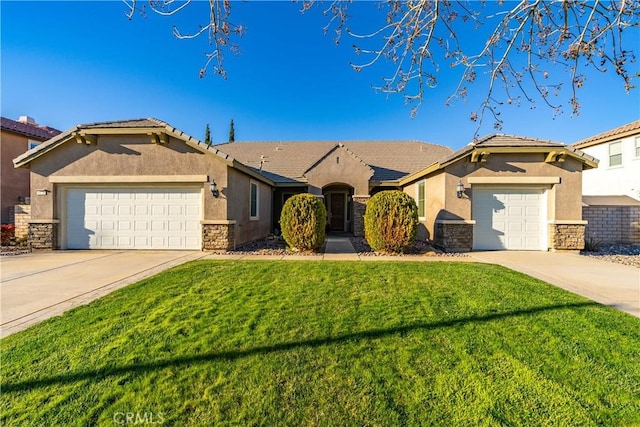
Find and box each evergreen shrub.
[364,190,418,253]
[280,193,327,251]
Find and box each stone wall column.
[351,195,370,237]
[202,221,236,250]
[13,205,31,239]
[434,220,474,252]
[28,220,59,250]
[548,221,586,251]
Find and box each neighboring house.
[0,116,61,223]
[13,118,596,252]
[572,120,640,201]
[573,120,640,244]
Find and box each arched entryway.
[322,184,354,233]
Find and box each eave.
[399,146,598,186]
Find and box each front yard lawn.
[2,261,639,425]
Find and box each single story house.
[13,118,597,252]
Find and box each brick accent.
[435,222,473,252]
[583,206,640,244]
[352,195,369,237]
[9,205,31,239]
[202,223,236,250]
[548,223,585,251]
[28,222,58,250]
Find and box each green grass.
[2,261,639,426]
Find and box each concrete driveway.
[471,251,640,318]
[1,250,205,338]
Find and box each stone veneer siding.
[583,205,640,244]
[202,223,236,250]
[548,224,585,251]
[29,222,58,250]
[9,205,31,239]
[435,222,473,252]
[352,195,370,237]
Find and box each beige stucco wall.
[1,131,32,223]
[26,134,272,246]
[405,152,584,241]
[29,134,227,220]
[403,172,445,241]
[226,167,272,245]
[305,146,373,195]
[443,153,583,221]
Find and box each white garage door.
[472,188,546,250]
[66,188,201,250]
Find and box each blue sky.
[2,1,638,150]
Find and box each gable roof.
[573,120,640,149]
[12,118,273,185]
[1,117,62,141]
[400,134,598,185]
[215,140,453,184]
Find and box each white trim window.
[608,141,622,167]
[250,181,259,220]
[635,136,640,159]
[417,180,426,219]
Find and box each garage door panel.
[66,188,201,250]
[473,188,546,251]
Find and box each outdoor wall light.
[210,180,219,198]
[456,181,465,199]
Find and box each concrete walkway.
[470,251,640,318]
[1,250,205,338]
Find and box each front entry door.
[330,193,345,231]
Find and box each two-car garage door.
[472,188,547,251]
[66,188,201,250]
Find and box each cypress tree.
[204,124,212,146]
[229,119,235,142]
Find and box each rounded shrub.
[280,193,327,251]
[364,190,418,253]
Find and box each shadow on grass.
[2,301,598,393]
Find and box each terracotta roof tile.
[573,120,640,148]
[0,117,62,141]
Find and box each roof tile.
[0,117,62,141]
[215,140,453,183]
[573,120,640,148]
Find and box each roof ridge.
[474,133,564,146]
[573,119,640,147]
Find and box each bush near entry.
[364,190,418,253]
[280,193,327,251]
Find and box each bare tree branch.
[123,0,639,134]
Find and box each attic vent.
[275,146,282,151]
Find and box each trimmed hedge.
[280,193,327,251]
[364,190,418,253]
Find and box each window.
[250,181,259,219]
[609,141,622,167]
[635,137,640,158]
[417,180,426,219]
[28,140,39,150]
